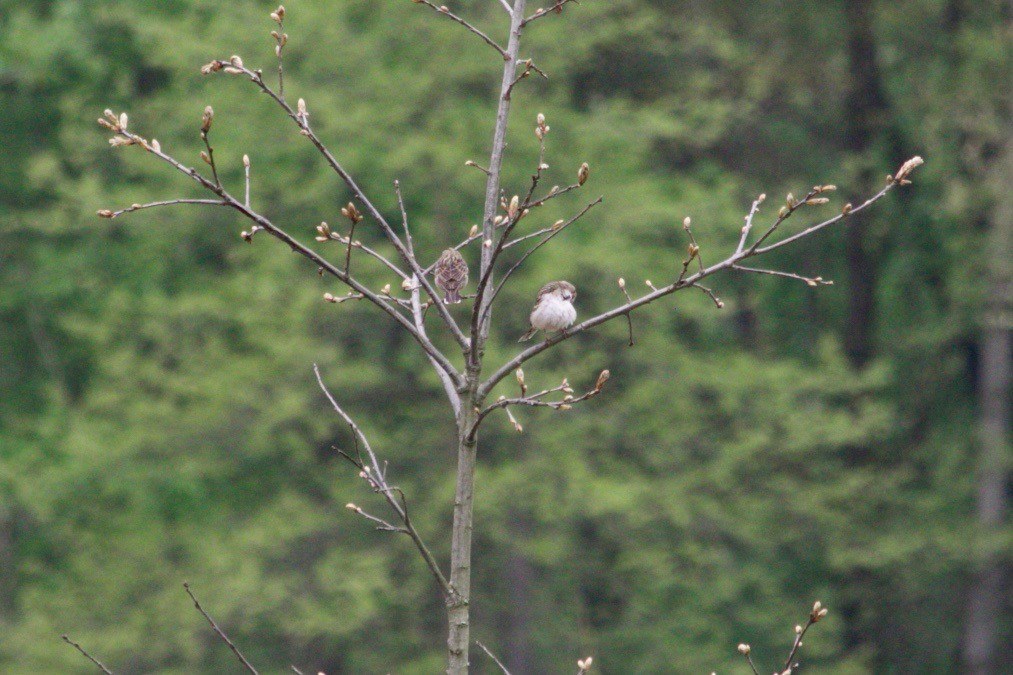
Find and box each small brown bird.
[519,281,577,341]
[434,248,469,304]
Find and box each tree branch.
[478,171,915,398]
[314,365,457,602]
[200,63,470,350]
[62,635,114,675]
[411,0,508,58]
[476,640,512,674]
[521,0,578,27]
[100,122,463,388]
[183,582,259,675]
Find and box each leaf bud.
[737,644,751,655]
[201,105,214,133]
[683,216,691,230]
[508,195,519,218]
[96,209,115,218]
[577,162,589,185]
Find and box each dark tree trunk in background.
[505,548,536,674]
[961,127,1011,675]
[842,0,890,368]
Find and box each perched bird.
[519,281,577,342]
[434,248,469,304]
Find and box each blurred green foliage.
[0,0,1008,673]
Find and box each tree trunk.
[447,399,480,675]
[961,122,1011,675]
[842,0,890,368]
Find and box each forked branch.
[479,161,922,398]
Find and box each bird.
[519,281,577,341]
[434,248,469,304]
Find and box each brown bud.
[595,369,610,390]
[737,644,751,655]
[323,292,338,303]
[468,224,479,238]
[841,203,853,215]
[201,105,214,133]
[341,202,363,223]
[551,219,565,231]
[200,150,212,165]
[805,197,830,205]
[687,243,699,258]
[150,139,161,153]
[894,155,924,182]
[96,209,115,218]
[778,206,790,219]
[577,162,589,186]
[508,195,519,219]
[682,216,691,230]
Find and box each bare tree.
[94,2,923,673]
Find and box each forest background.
[0,0,1008,673]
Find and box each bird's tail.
[445,289,461,304]
[518,327,537,342]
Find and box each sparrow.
[434,248,469,304]
[519,280,577,341]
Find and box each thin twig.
[619,280,635,346]
[692,282,723,308]
[201,129,220,187]
[753,186,889,255]
[183,582,259,675]
[243,155,251,207]
[733,265,832,287]
[343,219,357,274]
[496,0,513,15]
[504,59,547,100]
[62,635,114,675]
[272,13,286,98]
[476,641,512,675]
[736,194,765,255]
[470,370,607,440]
[522,0,577,26]
[412,0,508,58]
[395,180,414,257]
[314,365,457,602]
[105,198,225,218]
[743,652,760,675]
[323,232,409,281]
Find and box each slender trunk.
[961,127,1011,675]
[447,3,527,673]
[447,394,480,675]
